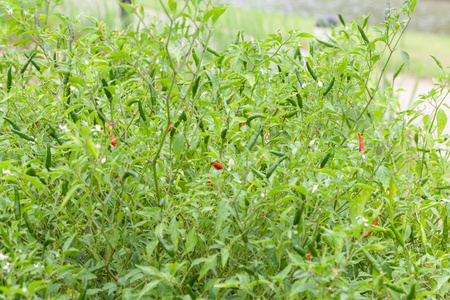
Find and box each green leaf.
[169,217,179,250]
[430,55,444,71]
[137,280,159,300]
[212,6,227,23]
[199,254,217,279]
[437,108,447,136]
[399,49,410,70]
[168,0,177,13]
[376,165,392,190]
[173,133,185,156]
[215,201,229,236]
[183,229,198,255]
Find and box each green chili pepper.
[358,25,370,45]
[322,77,335,96]
[3,116,20,131]
[11,129,35,142]
[246,123,262,151]
[14,186,21,221]
[23,211,34,234]
[102,78,113,102]
[45,144,51,170]
[320,147,334,168]
[251,167,265,180]
[122,170,138,181]
[63,56,71,86]
[266,155,287,179]
[294,67,304,87]
[192,76,201,97]
[246,114,264,127]
[293,203,304,226]
[306,61,317,81]
[361,247,383,273]
[138,100,147,122]
[6,65,12,92]
[220,127,227,140]
[24,53,41,72]
[178,111,187,122]
[385,282,404,293]
[309,42,314,57]
[150,86,157,108]
[292,243,306,256]
[286,97,297,107]
[20,52,36,74]
[269,150,286,157]
[192,50,199,67]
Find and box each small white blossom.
[261,193,265,198]
[229,158,235,166]
[2,169,12,175]
[312,185,318,193]
[59,125,69,132]
[96,144,101,149]
[34,263,40,268]
[94,125,102,131]
[22,287,27,293]
[317,80,323,87]
[2,262,11,272]
[0,253,7,260]
[101,157,106,164]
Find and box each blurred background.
[49,0,448,111]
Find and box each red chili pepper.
[168,125,173,132]
[211,162,223,170]
[102,124,117,147]
[114,175,121,185]
[358,133,365,154]
[363,216,379,238]
[207,177,213,187]
[307,251,312,260]
[240,122,246,128]
[106,124,117,147]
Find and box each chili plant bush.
[1,0,450,298]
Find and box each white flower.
[229,158,235,166]
[101,157,106,164]
[2,262,11,272]
[22,287,27,293]
[261,193,265,198]
[0,253,7,260]
[2,169,12,175]
[96,144,101,149]
[94,125,102,131]
[34,263,40,268]
[312,185,318,193]
[309,139,315,146]
[317,80,323,87]
[59,125,69,132]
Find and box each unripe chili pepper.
[211,162,223,170]
[358,133,365,154]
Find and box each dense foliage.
[1,0,450,298]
